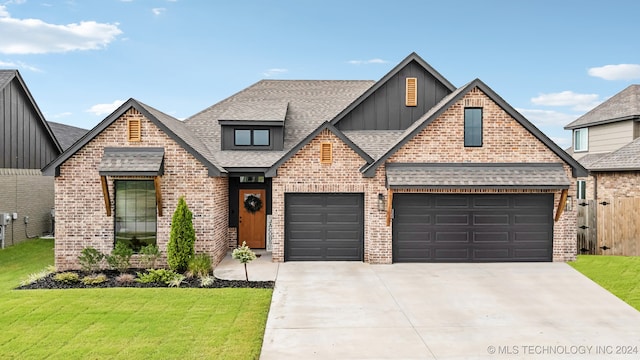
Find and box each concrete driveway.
[260,262,640,359]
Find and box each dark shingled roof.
[185,80,375,168]
[0,70,17,88]
[565,85,640,129]
[575,152,610,169]
[587,137,640,171]
[48,121,88,150]
[386,163,571,189]
[343,130,405,159]
[98,147,164,176]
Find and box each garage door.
[285,193,364,261]
[393,193,553,262]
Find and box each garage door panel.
[393,194,553,262]
[435,231,469,242]
[473,232,509,243]
[435,214,470,225]
[285,193,363,261]
[474,213,510,225]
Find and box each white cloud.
[0,60,41,72]
[263,68,288,77]
[0,5,122,54]
[517,108,579,127]
[550,136,571,149]
[530,91,600,112]
[588,64,640,81]
[348,58,388,65]
[152,8,166,15]
[86,100,125,116]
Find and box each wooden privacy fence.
[576,200,597,254]
[597,197,640,256]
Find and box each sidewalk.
[213,249,279,281]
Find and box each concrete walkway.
[213,250,279,281]
[260,262,640,359]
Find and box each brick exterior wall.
[594,171,640,200]
[0,169,54,246]
[271,87,578,263]
[54,108,228,270]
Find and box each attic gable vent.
[128,119,141,142]
[405,77,417,107]
[320,142,332,164]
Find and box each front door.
[239,189,266,248]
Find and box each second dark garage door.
[393,193,553,262]
[285,193,364,261]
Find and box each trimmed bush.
[78,247,104,273]
[82,273,108,285]
[167,196,195,272]
[54,272,80,284]
[136,269,180,285]
[232,241,257,281]
[139,244,160,270]
[106,241,133,273]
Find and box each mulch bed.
[16,269,274,290]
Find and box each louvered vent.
[128,119,141,142]
[320,142,332,164]
[405,77,417,107]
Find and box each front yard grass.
[0,238,273,359]
[570,255,640,311]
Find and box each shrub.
[139,244,161,269]
[20,266,56,286]
[168,274,186,288]
[199,275,215,287]
[167,196,195,272]
[82,273,108,285]
[115,273,136,285]
[78,247,104,273]
[188,253,212,278]
[136,269,180,284]
[232,241,257,281]
[54,272,80,284]
[106,241,133,273]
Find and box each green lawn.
[570,255,640,311]
[0,239,273,359]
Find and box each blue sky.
[1,0,639,148]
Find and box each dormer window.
[234,129,270,146]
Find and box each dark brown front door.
[239,189,266,248]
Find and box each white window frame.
[574,128,588,152]
[577,180,586,200]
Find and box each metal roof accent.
[564,84,640,130]
[361,79,588,178]
[386,163,571,189]
[98,147,164,176]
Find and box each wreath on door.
[244,194,263,213]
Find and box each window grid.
[464,108,483,147]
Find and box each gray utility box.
[0,213,11,226]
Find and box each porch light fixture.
[566,195,573,211]
[377,193,385,211]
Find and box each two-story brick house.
[44,53,586,270]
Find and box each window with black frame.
[114,180,157,251]
[464,108,483,147]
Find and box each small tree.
[232,241,256,281]
[167,196,195,272]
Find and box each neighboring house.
[564,84,640,255]
[44,53,586,270]
[0,70,77,246]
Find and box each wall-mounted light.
[566,195,573,211]
[378,193,385,211]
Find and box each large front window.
[574,128,588,152]
[115,180,157,251]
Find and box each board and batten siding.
[0,77,59,169]
[336,60,452,130]
[588,121,636,154]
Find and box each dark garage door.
[285,193,364,261]
[393,194,553,262]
